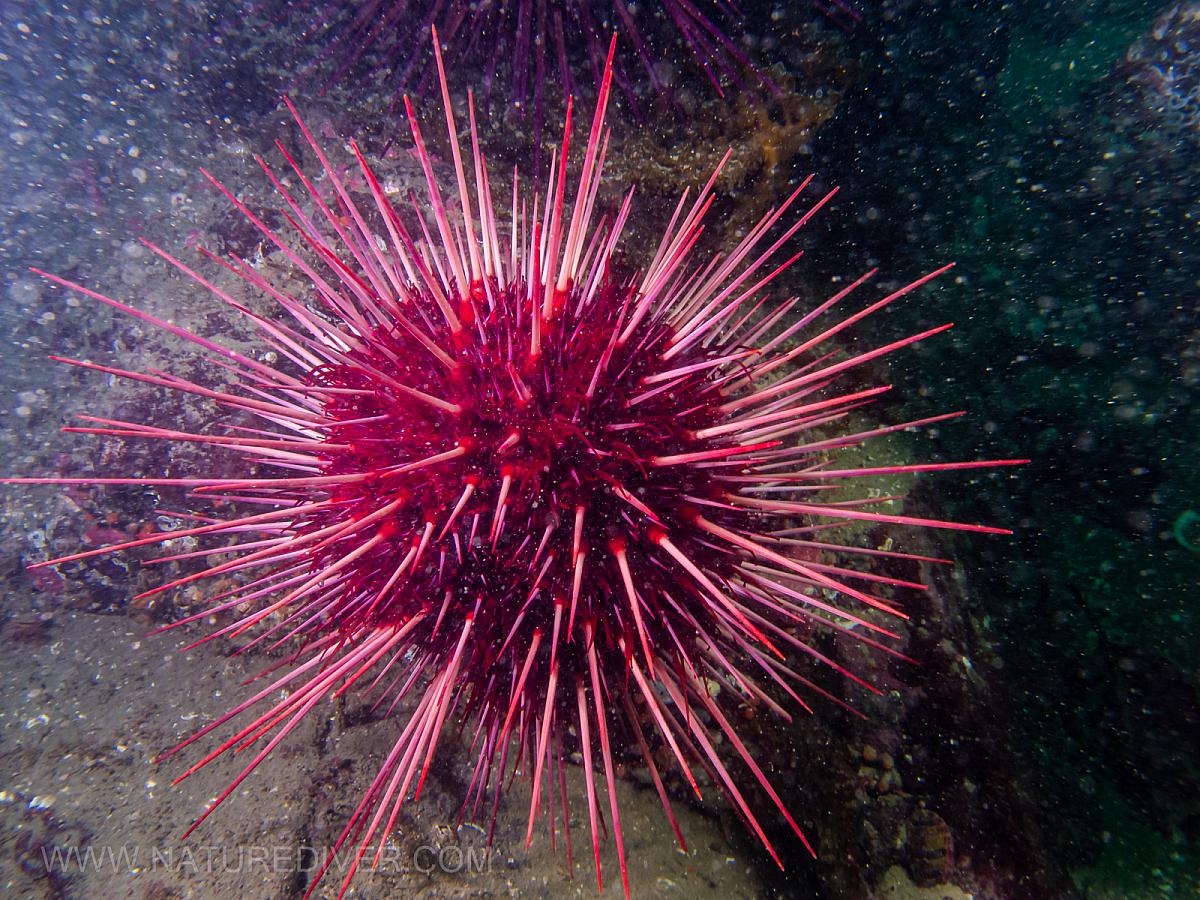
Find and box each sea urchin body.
[306,0,773,113]
[8,34,1023,900]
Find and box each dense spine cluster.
[8,34,1021,900]
[305,0,841,117]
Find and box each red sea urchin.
[305,0,773,112]
[8,34,1023,899]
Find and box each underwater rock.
[1124,2,1200,135]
